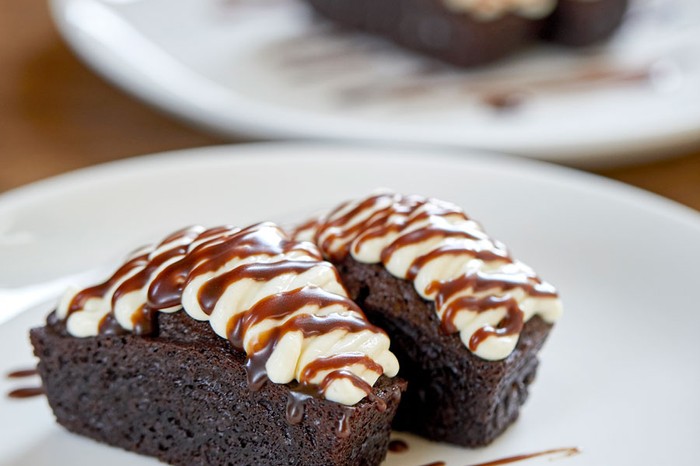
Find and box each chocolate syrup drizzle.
[6,367,44,399]
[56,223,397,427]
[466,447,581,466]
[388,438,409,453]
[7,387,45,399]
[6,368,38,378]
[298,192,560,359]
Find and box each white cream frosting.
[311,191,562,361]
[57,223,399,406]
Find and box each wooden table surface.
[2,0,700,212]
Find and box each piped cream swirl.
[56,222,399,406]
[296,191,562,361]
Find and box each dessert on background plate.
[31,223,404,466]
[295,191,562,446]
[304,0,628,67]
[49,0,699,164]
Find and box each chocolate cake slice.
[31,223,404,466]
[304,0,628,67]
[294,192,562,446]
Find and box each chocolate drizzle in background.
[261,22,658,112]
[222,0,685,114]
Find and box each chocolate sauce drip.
[465,447,581,466]
[98,313,128,336]
[132,305,158,336]
[244,340,275,392]
[46,311,61,328]
[285,390,312,425]
[6,368,38,378]
[7,386,45,399]
[419,462,445,466]
[388,439,409,453]
[336,409,353,439]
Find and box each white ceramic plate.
[49,0,700,167]
[1,143,699,465]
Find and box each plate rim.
[1,141,699,231]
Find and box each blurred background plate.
[1,143,700,465]
[49,0,700,167]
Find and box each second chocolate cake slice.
[295,191,562,446]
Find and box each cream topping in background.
[442,0,557,21]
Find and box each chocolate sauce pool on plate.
[466,447,581,466]
[6,366,44,399]
[414,446,580,466]
[6,368,38,378]
[388,439,409,453]
[8,386,45,399]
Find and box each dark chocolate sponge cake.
[31,223,404,466]
[294,191,562,446]
[304,0,628,67]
